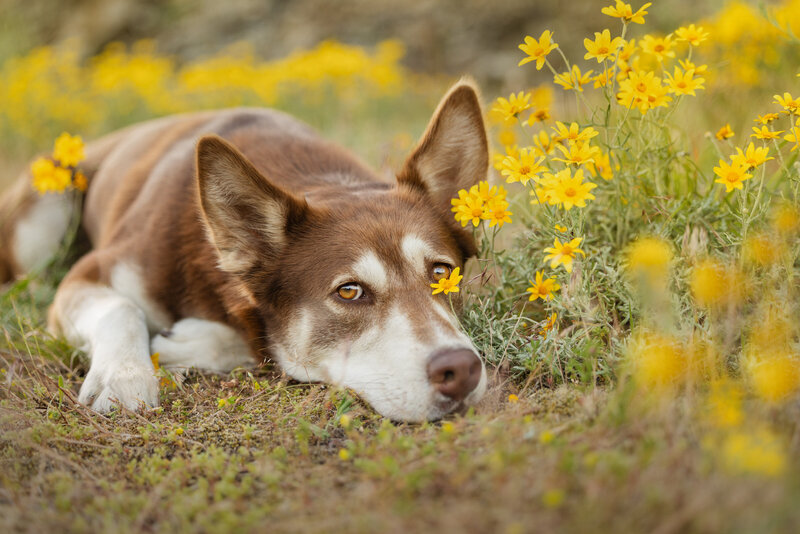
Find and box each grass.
[2,276,800,533]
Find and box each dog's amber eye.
[431,263,452,282]
[337,283,364,301]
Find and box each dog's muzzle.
[427,348,482,402]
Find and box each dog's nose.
[427,349,482,402]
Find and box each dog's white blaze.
[400,235,431,276]
[350,250,389,293]
[152,318,253,372]
[13,193,72,272]
[110,263,171,333]
[53,283,158,412]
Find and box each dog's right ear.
[196,135,309,274]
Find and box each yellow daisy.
[546,168,598,210]
[500,148,547,185]
[551,122,599,145]
[518,31,559,70]
[52,132,85,168]
[665,67,705,96]
[730,143,772,170]
[774,92,799,115]
[674,24,709,46]
[715,124,735,140]
[492,92,533,123]
[640,34,675,62]
[30,158,73,195]
[431,267,463,295]
[584,30,624,63]
[544,237,586,273]
[751,126,783,140]
[601,1,651,24]
[554,65,593,93]
[526,271,560,301]
[713,159,752,193]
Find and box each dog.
[0,81,489,422]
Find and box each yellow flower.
[551,121,599,145]
[754,113,780,125]
[552,142,601,167]
[52,132,85,168]
[750,126,783,140]
[730,142,772,170]
[554,65,593,92]
[527,108,550,124]
[543,237,585,273]
[555,224,567,232]
[771,204,800,235]
[470,181,506,204]
[715,123,734,140]
[690,258,743,308]
[640,34,676,62]
[532,130,557,157]
[713,159,752,192]
[508,393,519,403]
[518,31,559,69]
[783,131,800,151]
[500,147,546,185]
[539,313,558,335]
[601,1,651,24]
[451,190,484,227]
[747,352,800,403]
[707,380,744,428]
[545,168,597,210]
[586,150,616,180]
[743,232,782,266]
[30,158,73,195]
[526,270,560,301]
[678,59,707,76]
[674,24,709,46]
[431,266,463,295]
[492,91,532,123]
[584,29,624,63]
[625,236,672,279]
[615,38,637,61]
[720,428,786,477]
[73,171,88,192]
[617,70,671,113]
[629,333,685,390]
[338,448,351,461]
[592,69,614,88]
[774,92,799,114]
[493,145,519,170]
[497,128,516,147]
[664,67,705,96]
[485,198,512,228]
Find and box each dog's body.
[0,82,490,421]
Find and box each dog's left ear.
[397,80,489,215]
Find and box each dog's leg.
[152,318,255,373]
[49,256,158,412]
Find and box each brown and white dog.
[0,81,490,422]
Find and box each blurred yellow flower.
[601,1,651,24]
[493,145,519,170]
[754,113,780,125]
[629,333,685,389]
[715,124,735,140]
[542,488,565,508]
[508,393,519,403]
[674,24,709,46]
[625,236,672,280]
[552,142,601,167]
[539,313,558,335]
[586,150,616,180]
[497,128,516,147]
[713,159,752,192]
[551,121,598,145]
[640,34,676,62]
[720,428,786,477]
[30,158,72,195]
[544,237,585,273]
[526,271,560,301]
[707,380,743,428]
[746,353,800,403]
[554,65,593,92]
[584,29,624,63]
[617,70,671,113]
[690,258,742,308]
[518,31,559,69]
[743,232,781,266]
[338,448,351,461]
[532,130,557,157]
[52,132,85,167]
[492,91,532,123]
[771,204,800,235]
[73,171,88,192]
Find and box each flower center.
[636,82,648,93]
[564,187,577,197]
[677,81,687,88]
[562,245,572,255]
[519,165,531,175]
[534,47,544,56]
[598,46,609,55]
[727,172,740,183]
[654,44,664,52]
[538,286,549,295]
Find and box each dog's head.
[196,82,489,421]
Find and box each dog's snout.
[427,349,481,402]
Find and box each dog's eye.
[431,263,452,282]
[337,283,364,301]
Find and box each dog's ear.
[196,135,309,274]
[397,80,489,212]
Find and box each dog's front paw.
[78,359,160,413]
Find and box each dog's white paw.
[78,358,159,413]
